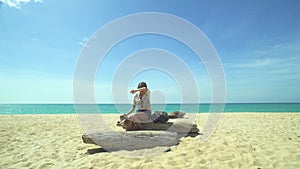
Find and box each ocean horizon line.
[1,103,300,114]
[1,102,300,105]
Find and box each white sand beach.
[1,113,299,169]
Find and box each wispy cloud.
[231,40,300,69]
[78,37,89,47]
[0,0,43,9]
[235,58,281,68]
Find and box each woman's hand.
[130,89,137,94]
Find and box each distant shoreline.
[1,103,300,114]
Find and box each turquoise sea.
[0,103,300,114]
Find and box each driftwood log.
[116,121,199,134]
[82,113,200,151]
[82,131,180,151]
[168,111,186,118]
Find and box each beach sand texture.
[0,113,299,169]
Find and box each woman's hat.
[137,82,147,89]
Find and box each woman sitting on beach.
[125,82,152,131]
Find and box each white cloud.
[235,58,281,68]
[78,37,89,47]
[268,68,289,74]
[0,0,43,9]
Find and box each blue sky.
[1,0,300,103]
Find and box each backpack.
[152,111,169,123]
